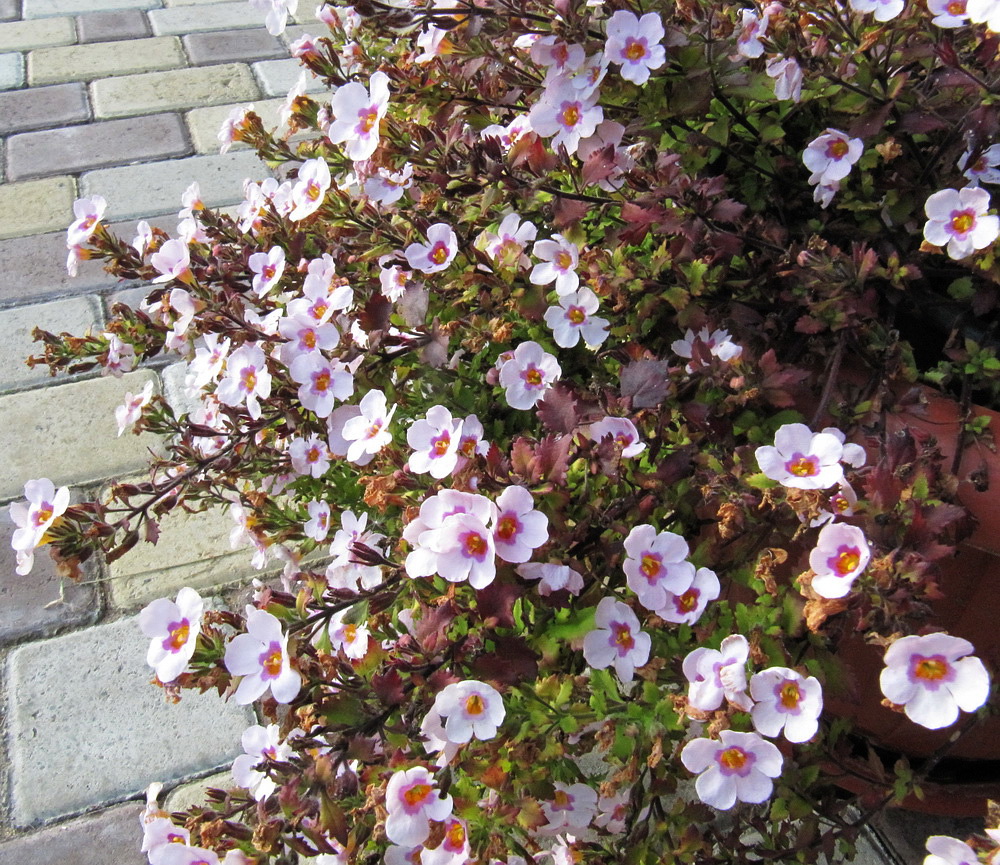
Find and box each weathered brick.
[8,613,253,825]
[0,295,103,391]
[183,27,286,66]
[0,0,20,23]
[0,803,144,864]
[253,57,326,97]
[28,35,184,86]
[6,113,191,181]
[0,175,76,241]
[22,0,161,18]
[80,150,268,221]
[0,50,23,89]
[0,506,99,647]
[149,2,264,35]
[185,96,285,153]
[91,62,260,118]
[77,9,151,43]
[0,81,90,135]
[0,17,76,51]
[0,369,162,500]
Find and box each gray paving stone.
[183,27,286,65]
[6,113,191,181]
[253,57,326,97]
[185,95,284,153]
[91,62,260,118]
[77,8,151,42]
[0,175,76,241]
[164,770,230,813]
[0,81,90,135]
[22,0,161,18]
[0,369,162,500]
[81,150,269,221]
[291,0,326,24]
[0,50,23,89]
[0,294,103,390]
[0,803,144,864]
[149,2,263,35]
[0,229,121,306]
[28,35,184,85]
[0,16,76,51]
[0,507,99,647]
[0,0,19,23]
[8,613,254,825]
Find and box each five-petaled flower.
[808,522,870,598]
[231,723,297,801]
[879,632,990,729]
[9,478,71,576]
[498,341,562,410]
[139,587,204,684]
[803,129,864,187]
[680,730,784,810]
[582,596,651,682]
[540,782,599,834]
[683,633,753,711]
[604,10,666,85]
[430,679,506,743]
[217,344,272,421]
[755,423,845,489]
[224,607,301,705]
[923,187,1000,260]
[492,485,549,564]
[543,287,610,349]
[405,223,459,274]
[750,667,824,742]
[326,70,391,161]
[384,766,453,847]
[622,523,696,612]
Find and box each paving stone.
[165,0,244,4]
[77,8,151,42]
[91,62,260,118]
[0,369,162,500]
[183,27,286,66]
[0,0,19,22]
[28,35,184,85]
[185,95,285,153]
[0,803,144,864]
[22,0,161,18]
[0,295,103,390]
[280,24,315,48]
[291,0,326,24]
[0,81,90,135]
[253,57,326,97]
[164,770,231,813]
[0,50,23,89]
[0,230,123,306]
[81,150,269,221]
[0,175,76,241]
[8,613,254,825]
[0,16,76,51]
[6,113,191,181]
[0,507,99,647]
[149,2,265,35]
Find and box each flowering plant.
[17,0,1000,862]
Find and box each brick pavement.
[0,0,322,858]
[0,0,978,861]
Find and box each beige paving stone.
[185,96,285,153]
[80,150,269,221]
[0,16,76,51]
[149,1,264,35]
[0,295,104,392]
[22,0,161,17]
[0,368,162,501]
[0,175,76,241]
[91,62,260,118]
[28,35,185,86]
[165,771,233,813]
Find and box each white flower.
[880,633,990,729]
[326,508,385,592]
[493,485,549,564]
[115,381,154,436]
[849,0,905,20]
[138,587,204,683]
[327,609,370,659]
[407,405,464,479]
[967,0,1000,30]
[216,344,272,421]
[289,158,332,221]
[304,499,331,541]
[680,730,783,810]
[431,680,505,743]
[582,596,651,683]
[340,389,396,462]
[231,723,296,801]
[765,56,802,102]
[528,82,603,155]
[683,634,753,711]
[530,234,580,296]
[603,10,666,85]
[480,212,537,270]
[326,70,390,161]
[422,818,471,865]
[622,524,695,613]
[384,766,453,847]
[959,144,1000,185]
[543,287,610,348]
[516,562,585,596]
[589,416,645,458]
[803,129,864,187]
[736,8,768,57]
[671,326,742,372]
[755,423,845,489]
[540,782,599,833]
[923,187,1000,260]
[925,836,981,865]
[66,195,107,248]
[9,478,71,576]
[224,607,301,704]
[288,433,331,478]
[808,522,870,598]
[498,341,562,410]
[750,667,823,742]
[405,223,459,273]
[656,566,720,625]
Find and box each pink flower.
[480,212,537,270]
[683,634,753,711]
[407,405,464,479]
[583,596,651,683]
[385,766,454,847]
[540,782,598,833]
[543,287,610,349]
[516,562,585,596]
[327,70,391,161]
[736,8,768,57]
[755,423,845,489]
[289,433,331,478]
[680,730,783,810]
[492,485,549,564]
[340,389,396,462]
[589,416,645,458]
[9,478,70,575]
[808,522,870,598]
[622,524,696,613]
[150,238,192,284]
[750,667,823,742]
[657,566,720,625]
[289,158,332,221]
[765,56,802,102]
[880,633,990,729]
[530,36,586,74]
[66,195,107,248]
[115,380,155,436]
[431,680,505,743]
[530,234,580,296]
[138,587,204,683]
[923,187,1000,260]
[216,344,272,421]
[604,10,666,85]
[422,818,471,865]
[528,83,603,155]
[231,723,296,801]
[224,607,301,705]
[404,223,459,273]
[803,129,864,186]
[498,341,562,410]
[290,353,354,418]
[849,0,905,20]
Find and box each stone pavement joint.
[28,35,186,86]
[0,0,20,23]
[76,8,151,43]
[0,81,89,135]
[6,112,191,181]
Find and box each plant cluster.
[13,0,1000,862]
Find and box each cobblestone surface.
[0,174,75,239]
[0,81,89,134]
[28,35,185,85]
[0,803,144,864]
[0,16,75,51]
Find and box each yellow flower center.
[719,747,748,771]
[306,181,322,201]
[404,784,432,807]
[465,694,485,715]
[263,648,283,677]
[447,821,466,848]
[625,39,646,61]
[675,589,698,613]
[913,655,949,681]
[640,554,660,580]
[430,244,449,265]
[524,368,543,386]
[833,548,860,575]
[496,515,518,541]
[465,532,487,557]
[242,370,258,392]
[556,251,573,270]
[827,139,850,159]
[553,790,571,809]
[344,623,357,642]
[168,621,190,651]
[303,331,317,349]
[779,681,801,709]
[33,505,54,527]
[360,109,379,133]
[787,455,818,477]
[560,105,580,127]
[433,435,451,456]
[314,371,331,392]
[567,306,586,325]
[612,623,635,650]
[951,211,975,234]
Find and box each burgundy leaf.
[536,383,580,434]
[470,636,539,687]
[621,359,669,408]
